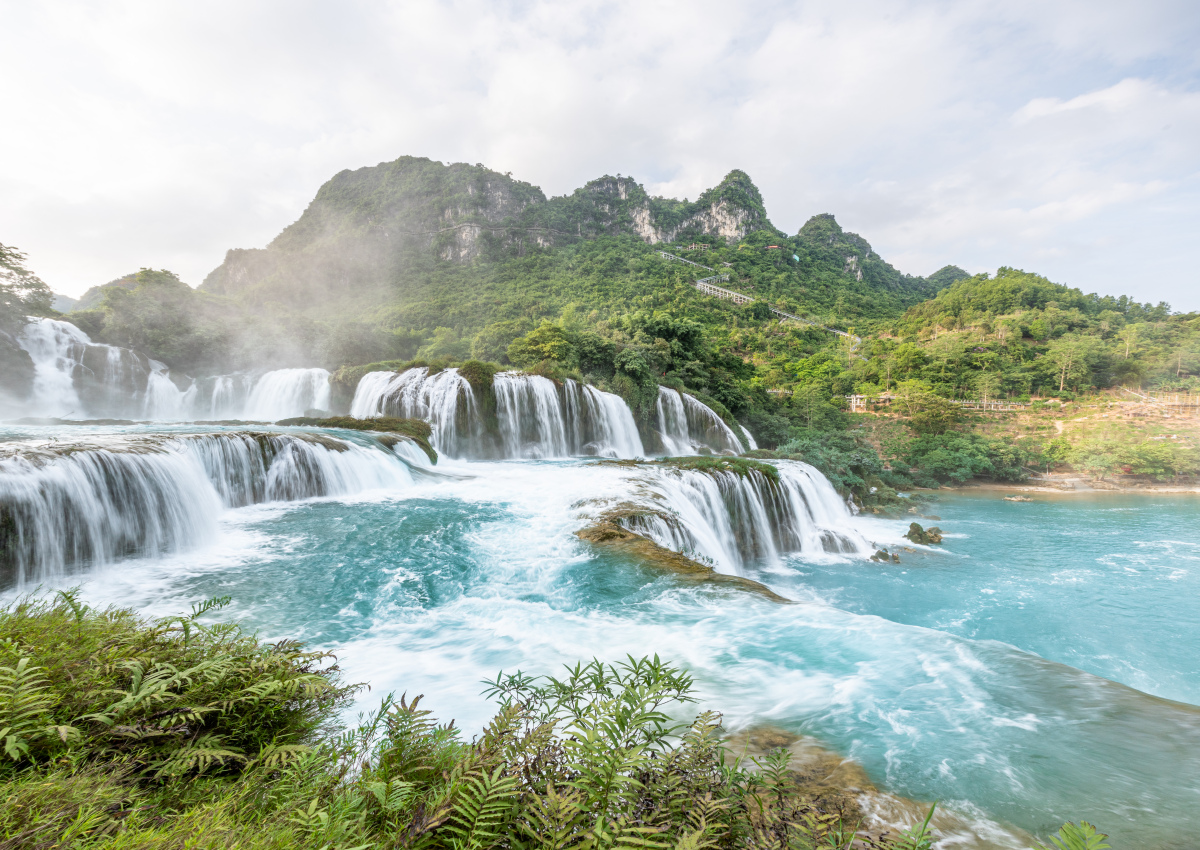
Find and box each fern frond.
[519,783,587,850]
[1034,821,1111,850]
[443,765,518,850]
[0,657,55,761]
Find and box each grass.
[0,594,1097,849]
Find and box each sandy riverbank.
[952,476,1200,495]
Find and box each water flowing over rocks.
[10,318,331,422]
[579,458,872,577]
[0,430,431,588]
[654,386,746,454]
[348,366,747,459]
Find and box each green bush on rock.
[275,416,437,464]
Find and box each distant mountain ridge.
[201,155,955,303]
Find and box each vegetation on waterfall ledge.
[653,456,781,484]
[275,416,437,464]
[0,595,1100,849]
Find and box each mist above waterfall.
[8,318,332,422]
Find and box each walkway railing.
[658,253,866,355]
[1123,388,1200,407]
[847,395,1028,413]
[657,251,716,272]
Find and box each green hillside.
[187,156,949,365]
[42,154,1200,491]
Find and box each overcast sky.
[3,0,1199,308]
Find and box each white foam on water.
[0,428,429,587]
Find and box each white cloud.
[0,0,1198,309]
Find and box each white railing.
[657,251,715,272]
[658,252,866,357]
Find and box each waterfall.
[494,372,569,458]
[566,380,644,459]
[350,367,477,453]
[17,318,87,417]
[739,425,758,451]
[654,387,745,455]
[10,318,332,422]
[16,318,162,419]
[0,430,431,588]
[612,459,871,575]
[350,368,645,459]
[143,364,194,420]
[241,368,332,420]
[201,374,254,420]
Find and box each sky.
[2,0,1199,309]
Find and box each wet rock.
[575,520,790,603]
[905,522,943,545]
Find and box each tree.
[1045,333,1102,393]
[1117,324,1139,359]
[506,322,577,368]
[0,242,53,335]
[972,371,1003,403]
[790,384,840,430]
[893,380,961,435]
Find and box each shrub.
[904,433,1035,485]
[0,597,1093,849]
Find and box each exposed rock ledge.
[727,726,1034,848]
[575,518,789,603]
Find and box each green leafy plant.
[1034,821,1111,850]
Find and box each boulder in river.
[905,522,944,545]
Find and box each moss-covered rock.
[456,359,499,394]
[653,456,780,483]
[575,516,789,603]
[275,416,437,464]
[904,522,943,545]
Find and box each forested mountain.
[188,155,947,361]
[27,153,1198,490]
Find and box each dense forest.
[7,155,1199,491]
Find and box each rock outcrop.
[905,522,944,545]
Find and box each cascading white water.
[350,367,475,452]
[494,373,646,459]
[350,368,646,459]
[16,318,89,417]
[655,387,745,455]
[143,364,195,420]
[739,425,758,451]
[614,459,871,575]
[494,372,569,458]
[240,368,332,420]
[202,375,251,419]
[0,430,430,587]
[564,380,644,459]
[16,318,165,419]
[11,318,331,422]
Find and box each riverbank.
[954,474,1200,494]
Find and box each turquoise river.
[2,422,1198,849]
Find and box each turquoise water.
[805,495,1200,706]
[6,433,1199,848]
